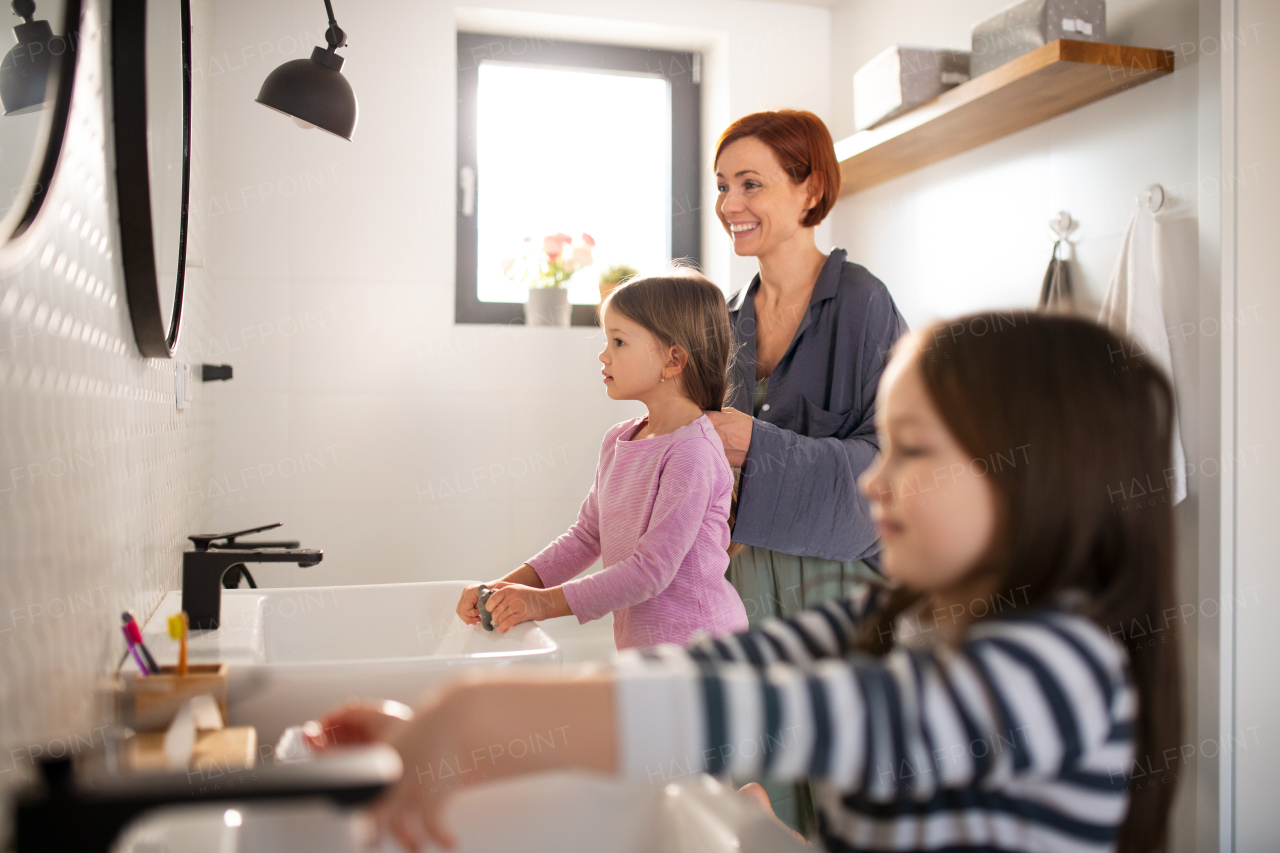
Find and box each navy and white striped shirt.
[613,586,1135,852]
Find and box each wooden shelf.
[835,40,1175,195]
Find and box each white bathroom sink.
[111,772,810,853]
[134,582,561,743]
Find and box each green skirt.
[725,545,880,838]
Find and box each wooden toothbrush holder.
[121,663,230,733]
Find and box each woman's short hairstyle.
[714,110,843,227]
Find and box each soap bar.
[478,584,496,632]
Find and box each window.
[456,33,701,325]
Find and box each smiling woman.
[703,109,909,834]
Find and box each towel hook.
[1048,210,1074,261]
[1141,183,1165,213]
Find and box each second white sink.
[137,581,560,743]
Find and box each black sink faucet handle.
[188,522,285,551]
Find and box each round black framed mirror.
[112,0,191,358]
[0,0,80,242]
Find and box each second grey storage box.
[853,46,971,132]
[970,0,1106,77]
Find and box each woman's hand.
[705,406,754,467]
[485,585,571,632]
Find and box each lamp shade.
[0,19,56,115]
[255,46,356,140]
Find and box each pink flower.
[543,233,572,260]
[569,246,593,270]
[581,233,596,247]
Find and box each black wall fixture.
[111,0,192,358]
[256,0,356,140]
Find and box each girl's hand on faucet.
[486,585,570,632]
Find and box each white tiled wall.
[0,0,215,774]
[203,0,833,588]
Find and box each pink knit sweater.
[528,414,749,649]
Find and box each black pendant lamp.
[1,0,59,115]
[255,0,357,140]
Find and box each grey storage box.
[970,0,1106,78]
[853,46,971,132]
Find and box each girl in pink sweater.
[455,270,748,649]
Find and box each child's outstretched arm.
[358,672,618,850]
[320,609,1127,851]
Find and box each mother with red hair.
[705,110,908,834]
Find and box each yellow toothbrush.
[167,612,189,676]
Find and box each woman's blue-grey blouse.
[726,249,908,563]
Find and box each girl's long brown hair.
[601,268,745,556]
[857,311,1181,853]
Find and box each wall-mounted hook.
[1141,183,1165,213]
[1048,210,1074,261]
[1049,210,1074,239]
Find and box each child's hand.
[457,581,516,625]
[485,584,570,632]
[456,585,482,625]
[304,700,414,751]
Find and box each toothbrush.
[121,626,151,676]
[121,612,160,674]
[168,612,189,676]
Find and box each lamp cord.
[321,0,347,51]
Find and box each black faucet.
[183,523,323,629]
[14,746,399,853]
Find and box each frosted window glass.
[476,63,671,305]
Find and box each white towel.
[1098,208,1186,505]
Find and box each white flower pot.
[525,286,571,327]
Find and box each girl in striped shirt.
[454,269,749,649]
[314,311,1181,853]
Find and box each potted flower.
[501,232,595,327]
[598,264,638,304]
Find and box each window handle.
[459,165,476,216]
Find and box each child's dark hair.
[856,311,1181,853]
[600,267,744,556]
